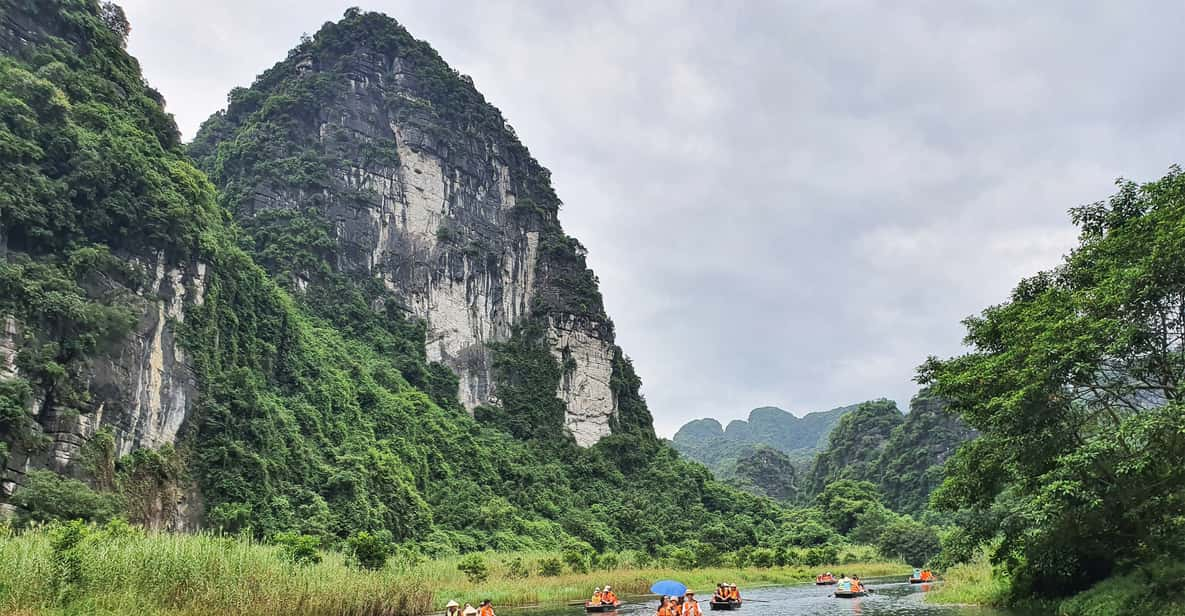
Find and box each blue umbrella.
[650,580,688,597]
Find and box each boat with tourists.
[709,583,742,610]
[587,587,620,612]
[908,568,935,584]
[815,573,837,585]
[833,576,868,598]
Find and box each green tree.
[10,471,123,525]
[348,531,390,570]
[505,556,530,578]
[920,168,1185,599]
[273,532,322,565]
[538,557,563,577]
[875,517,940,566]
[457,554,490,583]
[815,480,883,534]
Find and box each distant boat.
[815,574,837,585]
[834,590,868,598]
[585,602,620,612]
[708,600,742,610]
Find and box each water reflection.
[501,578,1029,616]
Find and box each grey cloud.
[121,0,1185,435]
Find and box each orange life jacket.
[730,589,740,601]
[683,601,701,616]
[603,592,618,604]
[480,605,494,616]
[657,603,673,616]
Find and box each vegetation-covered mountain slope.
[807,394,973,513]
[672,403,857,478]
[731,446,799,502]
[875,392,975,513]
[0,1,786,555]
[806,400,905,495]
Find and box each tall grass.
[0,526,431,616]
[924,552,1010,607]
[0,524,910,616]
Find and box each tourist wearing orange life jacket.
[728,584,740,601]
[682,591,701,616]
[479,599,495,616]
[601,587,618,605]
[656,597,674,616]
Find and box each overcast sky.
[122,1,1185,436]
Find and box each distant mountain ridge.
[674,395,974,510]
[671,402,872,481]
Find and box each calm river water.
[502,578,1033,616]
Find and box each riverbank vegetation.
[0,520,909,616]
[924,553,1010,607]
[920,169,1185,612]
[929,554,1185,616]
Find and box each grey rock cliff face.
[195,29,619,445]
[0,253,205,523]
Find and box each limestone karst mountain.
[187,8,641,447]
[1,3,779,547]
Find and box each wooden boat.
[834,590,868,598]
[908,577,925,584]
[584,603,620,613]
[708,600,742,610]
